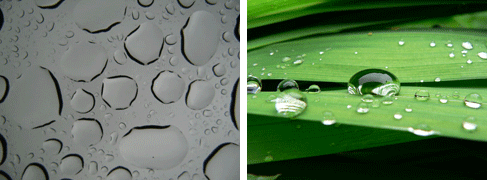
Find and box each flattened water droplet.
[408,124,435,136]
[462,42,473,50]
[21,163,48,180]
[70,88,95,113]
[125,22,164,65]
[60,41,108,82]
[60,154,83,175]
[348,69,400,96]
[102,76,138,110]
[152,71,185,104]
[204,143,239,180]
[306,84,320,93]
[273,89,307,118]
[71,119,103,147]
[186,80,215,110]
[43,139,62,155]
[356,102,369,114]
[277,79,299,92]
[182,11,219,66]
[464,93,482,109]
[74,0,125,33]
[119,125,188,170]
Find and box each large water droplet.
[277,79,299,92]
[125,22,164,65]
[119,125,188,170]
[70,88,94,113]
[464,93,482,109]
[0,67,62,129]
[60,41,108,82]
[0,134,5,166]
[35,0,63,8]
[106,167,132,180]
[247,76,261,94]
[348,69,400,96]
[186,80,215,110]
[60,154,83,175]
[21,163,48,180]
[71,119,103,147]
[415,89,430,101]
[273,89,307,118]
[0,76,9,103]
[204,143,239,180]
[152,71,185,104]
[73,0,125,33]
[102,76,138,110]
[182,11,219,66]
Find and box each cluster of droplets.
[0,0,240,179]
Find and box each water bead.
[322,111,336,125]
[306,85,320,93]
[247,76,262,94]
[356,102,369,114]
[277,79,299,92]
[348,69,400,96]
[273,89,307,118]
[361,94,374,103]
[464,93,482,109]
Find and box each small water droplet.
[462,42,473,50]
[247,76,261,94]
[293,59,303,65]
[266,95,277,102]
[273,89,307,118]
[371,99,380,108]
[322,111,336,125]
[398,41,404,45]
[467,59,472,64]
[462,116,477,132]
[464,93,482,109]
[434,77,441,82]
[361,94,374,103]
[119,122,126,130]
[430,41,436,47]
[356,102,369,114]
[408,124,435,136]
[394,113,402,120]
[449,52,455,58]
[381,96,393,105]
[347,105,352,109]
[452,91,460,99]
[446,43,453,47]
[405,105,412,112]
[348,69,400,96]
[306,85,320,93]
[282,57,291,62]
[439,95,448,103]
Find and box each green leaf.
[247,173,281,180]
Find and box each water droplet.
[204,144,239,180]
[414,89,430,101]
[439,95,448,103]
[452,91,460,99]
[306,84,320,93]
[264,155,273,162]
[119,122,126,130]
[113,49,127,65]
[462,117,477,132]
[60,154,84,175]
[152,71,185,104]
[60,41,108,82]
[464,93,482,109]
[434,77,441,82]
[408,124,435,136]
[102,76,138,110]
[186,80,215,110]
[70,88,95,113]
[449,52,455,58]
[119,125,189,170]
[405,105,412,112]
[43,139,62,155]
[430,41,436,47]
[21,163,48,180]
[356,102,369,114]
[282,57,291,62]
[478,52,487,59]
[293,59,303,65]
[361,94,374,103]
[138,0,154,7]
[462,42,473,50]
[321,111,336,125]
[446,43,453,47]
[125,22,164,65]
[348,69,400,96]
[89,161,98,174]
[273,89,307,118]
[394,113,403,120]
[182,11,219,66]
[398,40,404,45]
[277,79,299,92]
[71,119,103,147]
[371,99,380,108]
[467,59,472,64]
[381,96,393,105]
